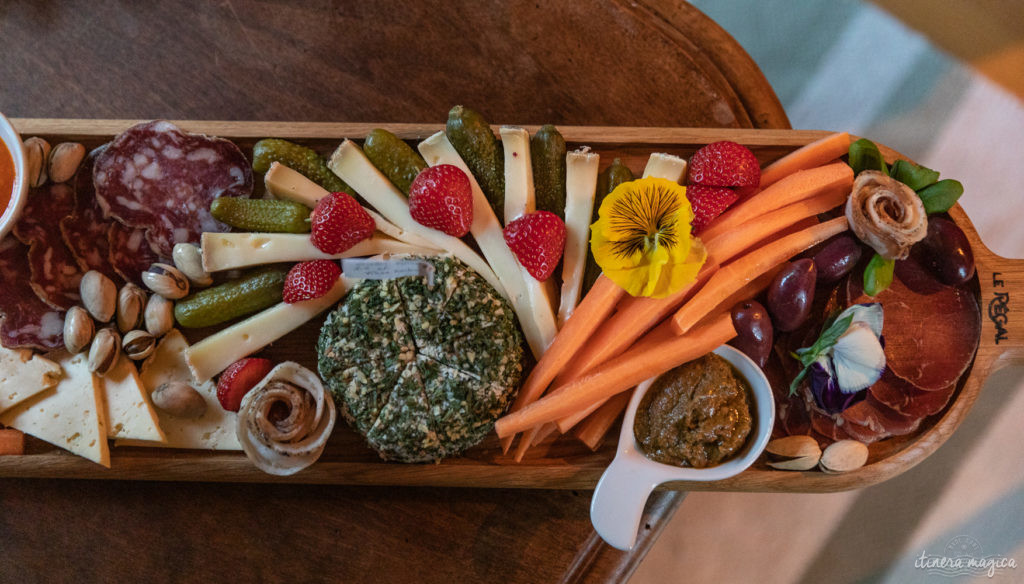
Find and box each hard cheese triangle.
[0,346,63,414]
[0,350,110,467]
[126,330,241,450]
[102,356,166,442]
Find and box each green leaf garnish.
[890,159,940,191]
[849,138,888,176]
[788,313,854,395]
[863,253,895,296]
[917,179,964,214]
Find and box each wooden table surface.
[0,1,787,582]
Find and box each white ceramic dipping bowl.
[590,344,775,551]
[0,112,29,240]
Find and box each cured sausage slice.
[93,120,253,258]
[13,184,85,310]
[60,147,121,283]
[0,237,65,350]
[108,222,160,286]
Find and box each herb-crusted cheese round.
[317,256,523,462]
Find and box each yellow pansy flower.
[590,177,706,298]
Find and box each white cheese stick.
[557,148,600,327]
[102,356,165,442]
[327,140,507,299]
[500,127,536,223]
[0,351,110,467]
[419,131,555,358]
[264,162,440,250]
[186,277,354,383]
[201,232,436,272]
[642,152,688,183]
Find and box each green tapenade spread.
[633,353,753,468]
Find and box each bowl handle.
[590,452,662,551]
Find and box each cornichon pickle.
[446,105,504,218]
[210,197,310,233]
[582,158,635,294]
[252,138,349,193]
[174,268,286,328]
[363,128,427,194]
[530,124,567,219]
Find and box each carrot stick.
[672,217,849,335]
[494,312,736,438]
[0,428,25,455]
[706,184,849,265]
[760,132,851,189]
[575,391,633,451]
[500,274,625,453]
[554,261,718,386]
[531,422,559,447]
[701,162,853,242]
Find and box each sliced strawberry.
[283,260,341,303]
[216,357,274,412]
[310,192,375,254]
[503,210,566,281]
[688,141,761,197]
[687,185,739,233]
[408,164,474,237]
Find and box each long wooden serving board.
[1,120,1018,492]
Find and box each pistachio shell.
[116,284,147,332]
[80,270,117,323]
[766,435,821,459]
[151,381,207,418]
[24,137,51,187]
[819,440,869,473]
[88,328,121,376]
[63,306,95,354]
[172,243,213,287]
[144,294,174,337]
[122,330,156,360]
[768,455,821,471]
[47,142,86,184]
[142,263,190,299]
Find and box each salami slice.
[93,120,253,258]
[12,184,85,310]
[60,147,121,283]
[108,222,161,286]
[0,237,65,350]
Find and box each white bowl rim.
[0,112,29,240]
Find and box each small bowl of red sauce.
[0,112,29,240]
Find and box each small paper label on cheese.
[341,258,435,286]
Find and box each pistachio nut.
[122,330,156,360]
[88,327,121,376]
[116,283,147,332]
[142,263,190,299]
[47,142,86,184]
[819,440,869,474]
[172,243,213,287]
[80,270,117,323]
[151,381,207,418]
[24,137,51,187]
[63,306,95,354]
[145,294,174,337]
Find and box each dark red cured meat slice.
[93,120,252,258]
[869,371,956,418]
[0,237,65,350]
[108,223,161,286]
[840,395,922,443]
[849,270,980,391]
[12,184,85,310]
[60,147,121,284]
[809,408,851,442]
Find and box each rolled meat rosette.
[845,170,927,260]
[236,361,336,475]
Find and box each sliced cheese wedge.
[327,140,506,299]
[0,351,109,467]
[0,346,62,414]
[420,130,556,358]
[201,232,437,272]
[102,356,165,442]
[265,161,440,250]
[558,148,600,327]
[123,330,239,450]
[642,152,688,182]
[186,276,354,383]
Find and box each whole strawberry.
[217,357,274,412]
[311,192,375,254]
[687,185,739,233]
[408,164,473,237]
[503,210,566,281]
[283,260,341,303]
[688,141,761,198]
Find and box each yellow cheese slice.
[642,152,688,182]
[102,356,165,442]
[125,330,240,450]
[0,346,62,414]
[0,351,109,467]
[201,232,436,273]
